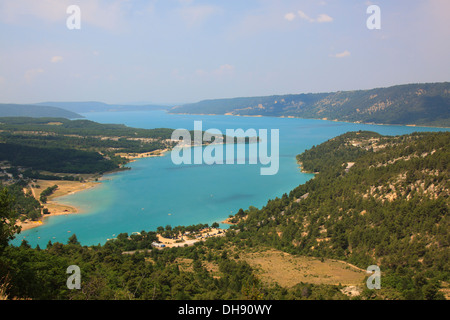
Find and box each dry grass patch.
[175,258,194,273]
[31,179,99,201]
[239,248,365,288]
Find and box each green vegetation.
[0,130,448,300]
[0,117,175,176]
[296,131,380,173]
[0,184,42,222]
[228,130,449,300]
[0,117,249,179]
[171,82,450,127]
[0,117,174,139]
[0,143,121,174]
[39,185,58,203]
[0,228,351,300]
[0,188,21,251]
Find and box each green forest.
[0,130,448,300]
[230,130,449,300]
[0,117,175,177]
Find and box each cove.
[11,111,448,247]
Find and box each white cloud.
[316,14,333,23]
[51,56,63,63]
[332,50,351,58]
[284,13,296,21]
[24,68,44,82]
[298,10,315,23]
[296,10,333,23]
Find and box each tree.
[156,226,165,234]
[40,195,47,204]
[68,234,80,246]
[422,281,444,300]
[0,188,21,252]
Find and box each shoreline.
[168,112,450,129]
[15,148,171,233]
[115,148,169,161]
[16,179,101,232]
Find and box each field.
[238,248,366,288]
[169,246,366,293]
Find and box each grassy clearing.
[237,248,366,287]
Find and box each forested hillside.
[0,117,175,177]
[229,130,449,299]
[170,82,450,127]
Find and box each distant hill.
[35,101,170,113]
[170,82,450,127]
[0,104,82,119]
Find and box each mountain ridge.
[170,82,450,127]
[34,101,170,113]
[0,103,83,119]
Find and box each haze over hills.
[0,103,83,119]
[34,101,170,114]
[3,82,449,127]
[170,82,450,127]
[0,102,171,119]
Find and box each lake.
[12,111,448,247]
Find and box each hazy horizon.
[1,0,449,104]
[2,80,448,108]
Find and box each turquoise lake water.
[11,111,448,247]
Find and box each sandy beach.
[16,179,100,231]
[115,148,169,160]
[15,149,169,233]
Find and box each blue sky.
[0,0,449,104]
